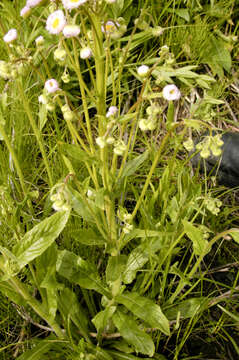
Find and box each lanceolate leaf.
[165,297,209,320]
[56,249,110,297]
[116,292,170,336]
[14,211,70,270]
[183,220,210,256]
[15,341,51,360]
[112,309,155,357]
[120,150,149,179]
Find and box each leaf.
[15,341,51,360]
[58,287,90,341]
[112,309,155,357]
[106,255,128,283]
[183,220,210,256]
[70,228,106,246]
[116,292,170,336]
[13,211,70,270]
[59,142,97,164]
[56,249,109,297]
[229,229,239,245]
[165,297,208,321]
[108,350,154,360]
[120,151,149,179]
[92,306,117,334]
[66,186,94,222]
[38,104,48,131]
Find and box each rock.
[191,132,239,188]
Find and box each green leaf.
[165,297,208,320]
[15,341,51,360]
[59,142,97,164]
[229,229,239,244]
[92,306,117,334]
[70,228,106,246]
[116,292,170,336]
[120,151,149,179]
[13,211,70,270]
[38,104,48,131]
[56,249,109,297]
[106,255,128,283]
[112,309,155,357]
[67,186,94,222]
[58,287,90,341]
[183,220,210,256]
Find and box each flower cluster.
[196,134,224,159]
[204,197,222,216]
[139,104,161,131]
[50,183,71,212]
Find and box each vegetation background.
[0,0,238,359]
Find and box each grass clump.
[0,0,238,359]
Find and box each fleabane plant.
[0,0,229,359]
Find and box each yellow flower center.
[169,89,175,94]
[105,24,115,33]
[52,18,60,29]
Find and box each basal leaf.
[112,309,155,357]
[14,211,70,270]
[116,292,170,336]
[56,249,109,297]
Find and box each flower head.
[102,21,119,35]
[20,6,31,18]
[106,106,118,118]
[62,0,87,10]
[63,24,80,38]
[162,84,181,101]
[137,65,149,77]
[46,10,66,35]
[80,47,92,59]
[26,0,43,7]
[44,79,59,93]
[3,29,18,43]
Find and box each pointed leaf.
[120,151,149,179]
[165,297,208,320]
[15,341,51,360]
[183,220,210,256]
[92,306,117,334]
[56,249,109,297]
[116,292,170,336]
[70,228,106,246]
[106,255,127,283]
[112,310,155,357]
[14,211,70,270]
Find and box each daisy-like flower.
[137,65,149,77]
[26,0,43,7]
[106,106,118,118]
[62,0,87,10]
[3,29,17,43]
[80,46,92,59]
[63,24,80,38]
[44,79,59,93]
[20,6,31,18]
[102,20,119,35]
[162,84,181,101]
[46,10,66,35]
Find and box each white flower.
[162,84,181,101]
[137,65,149,77]
[102,21,119,34]
[46,10,66,35]
[35,35,44,46]
[63,24,80,38]
[106,106,118,118]
[26,0,43,7]
[62,0,87,10]
[105,0,116,3]
[44,79,59,93]
[3,29,17,43]
[96,137,106,149]
[20,6,31,18]
[80,47,92,59]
